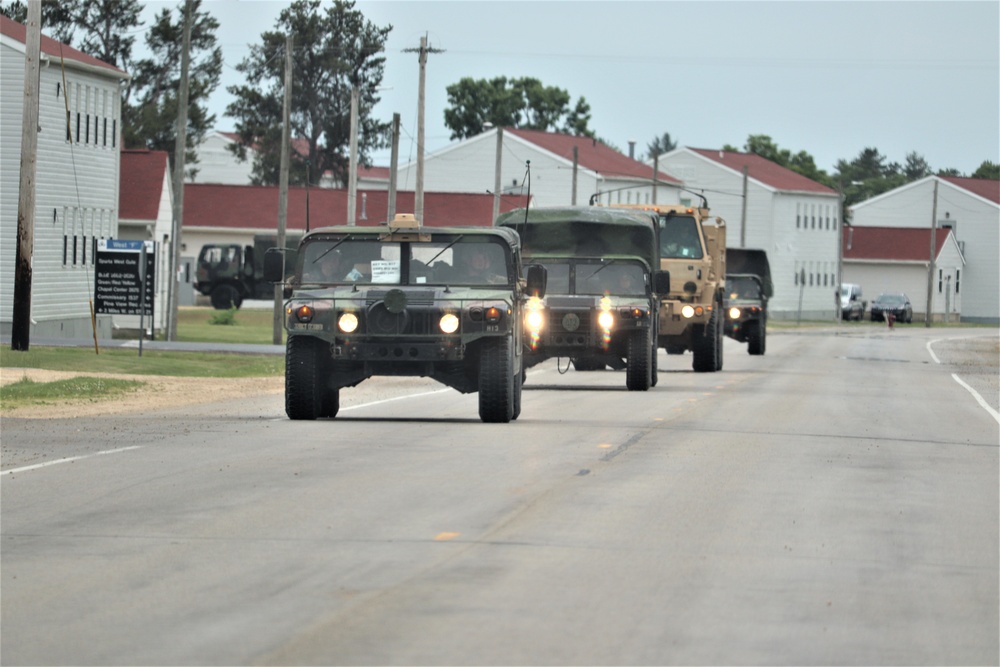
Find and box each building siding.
[1,40,123,338]
[850,177,998,322]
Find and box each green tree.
[443,76,594,140]
[971,160,1000,180]
[226,0,391,187]
[646,132,677,160]
[123,0,222,180]
[0,0,78,44]
[902,151,932,180]
[73,0,142,71]
[725,134,832,186]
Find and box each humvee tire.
[479,338,514,423]
[747,319,765,356]
[286,336,324,420]
[626,328,652,391]
[692,307,722,373]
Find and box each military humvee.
[609,202,726,373]
[495,206,668,391]
[263,215,546,423]
[724,248,772,355]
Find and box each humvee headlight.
[525,309,544,330]
[681,305,695,318]
[729,307,741,319]
[439,313,460,334]
[295,304,315,323]
[598,310,615,330]
[338,312,359,333]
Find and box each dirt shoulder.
[0,369,284,419]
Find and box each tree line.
[3,0,997,203]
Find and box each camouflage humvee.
[724,248,772,355]
[495,206,668,391]
[263,215,546,423]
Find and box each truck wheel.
[747,319,766,356]
[650,344,659,387]
[626,329,652,391]
[479,338,513,423]
[692,308,721,373]
[286,336,325,420]
[211,284,242,310]
[511,371,523,420]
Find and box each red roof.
[182,184,528,231]
[688,148,836,194]
[843,226,953,262]
[0,15,126,76]
[941,176,1000,205]
[119,149,169,220]
[507,128,680,183]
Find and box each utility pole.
[387,113,400,223]
[925,179,939,328]
[739,165,749,248]
[493,127,503,219]
[11,0,41,351]
[404,35,443,222]
[167,0,192,342]
[347,85,359,225]
[570,145,578,206]
[275,33,292,345]
[652,154,659,205]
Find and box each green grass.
[1,375,145,408]
[1,346,283,378]
[176,306,286,345]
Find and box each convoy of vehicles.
[495,206,669,391]
[195,233,302,309]
[724,248,772,355]
[262,214,546,423]
[608,201,727,372]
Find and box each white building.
[1,16,128,339]
[395,127,683,209]
[842,226,966,322]
[653,147,841,320]
[186,130,254,185]
[849,175,999,323]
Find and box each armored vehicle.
[195,233,302,309]
[495,206,668,391]
[263,215,546,423]
[724,248,772,355]
[608,202,727,372]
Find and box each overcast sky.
[138,0,1000,177]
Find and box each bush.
[209,307,239,326]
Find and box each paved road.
[2,326,997,665]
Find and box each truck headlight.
[439,313,460,333]
[681,305,695,318]
[729,307,741,319]
[338,312,359,333]
[598,310,615,330]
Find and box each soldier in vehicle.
[452,244,507,284]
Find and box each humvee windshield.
[728,276,762,300]
[659,215,704,259]
[529,260,647,297]
[298,236,510,286]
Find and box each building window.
[956,270,960,293]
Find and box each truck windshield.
[659,215,703,259]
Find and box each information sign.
[94,239,155,316]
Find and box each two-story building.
[1,15,129,339]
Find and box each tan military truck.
[608,200,726,372]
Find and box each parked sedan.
[870,292,913,323]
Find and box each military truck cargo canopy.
[727,248,773,297]
[495,206,657,268]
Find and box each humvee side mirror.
[263,248,285,283]
[525,264,547,298]
[653,271,670,295]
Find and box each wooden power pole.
[167,0,192,341]
[274,34,292,345]
[404,35,443,222]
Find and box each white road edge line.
[927,334,1000,425]
[2,445,144,476]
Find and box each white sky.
[138,0,1000,176]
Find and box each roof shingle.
[688,148,836,194]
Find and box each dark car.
[870,292,913,323]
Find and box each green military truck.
[609,202,726,373]
[495,206,668,391]
[723,248,772,355]
[195,233,302,309]
[262,214,546,423]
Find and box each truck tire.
[747,319,766,356]
[692,307,722,373]
[626,328,652,391]
[211,284,242,310]
[511,371,523,420]
[285,336,325,420]
[650,343,659,387]
[479,338,514,423]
